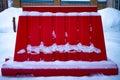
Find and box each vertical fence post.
[13,0,21,7]
[91,0,98,6]
[54,0,61,6]
[13,17,16,32]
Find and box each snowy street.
[0,7,120,80]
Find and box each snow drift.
[98,8,120,32]
[0,7,22,33]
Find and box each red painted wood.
[27,16,40,46]
[90,16,107,61]
[77,16,91,61]
[40,16,53,61]
[65,16,78,45]
[78,16,90,46]
[54,52,69,61]
[14,16,28,61]
[27,16,40,61]
[65,16,78,60]
[53,16,66,45]
[2,68,118,76]
[28,53,40,61]
[41,16,53,46]
[41,52,54,61]
[23,6,97,12]
[53,16,67,61]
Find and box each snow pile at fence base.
[1,58,118,76]
[2,58,117,69]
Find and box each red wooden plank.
[53,16,66,45]
[40,15,53,61]
[65,15,78,60]
[41,16,53,46]
[28,54,40,61]
[14,16,28,61]
[23,6,97,12]
[78,16,90,46]
[41,52,54,61]
[77,16,90,61]
[27,16,40,61]
[65,16,78,45]
[27,16,40,46]
[53,15,66,61]
[90,16,107,61]
[54,52,69,61]
[2,68,118,76]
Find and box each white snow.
[2,59,117,69]
[8,0,13,7]
[28,11,40,16]
[21,43,101,54]
[98,8,120,32]
[42,12,53,16]
[17,49,26,54]
[0,7,120,80]
[78,12,90,16]
[0,7,22,33]
[52,30,56,38]
[66,12,78,16]
[22,11,29,16]
[54,12,65,16]
[90,12,100,16]
[21,11,100,16]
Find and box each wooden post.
[13,17,16,32]
[91,0,98,6]
[54,0,61,6]
[13,0,21,7]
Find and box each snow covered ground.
[0,7,120,80]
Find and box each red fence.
[14,6,107,61]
